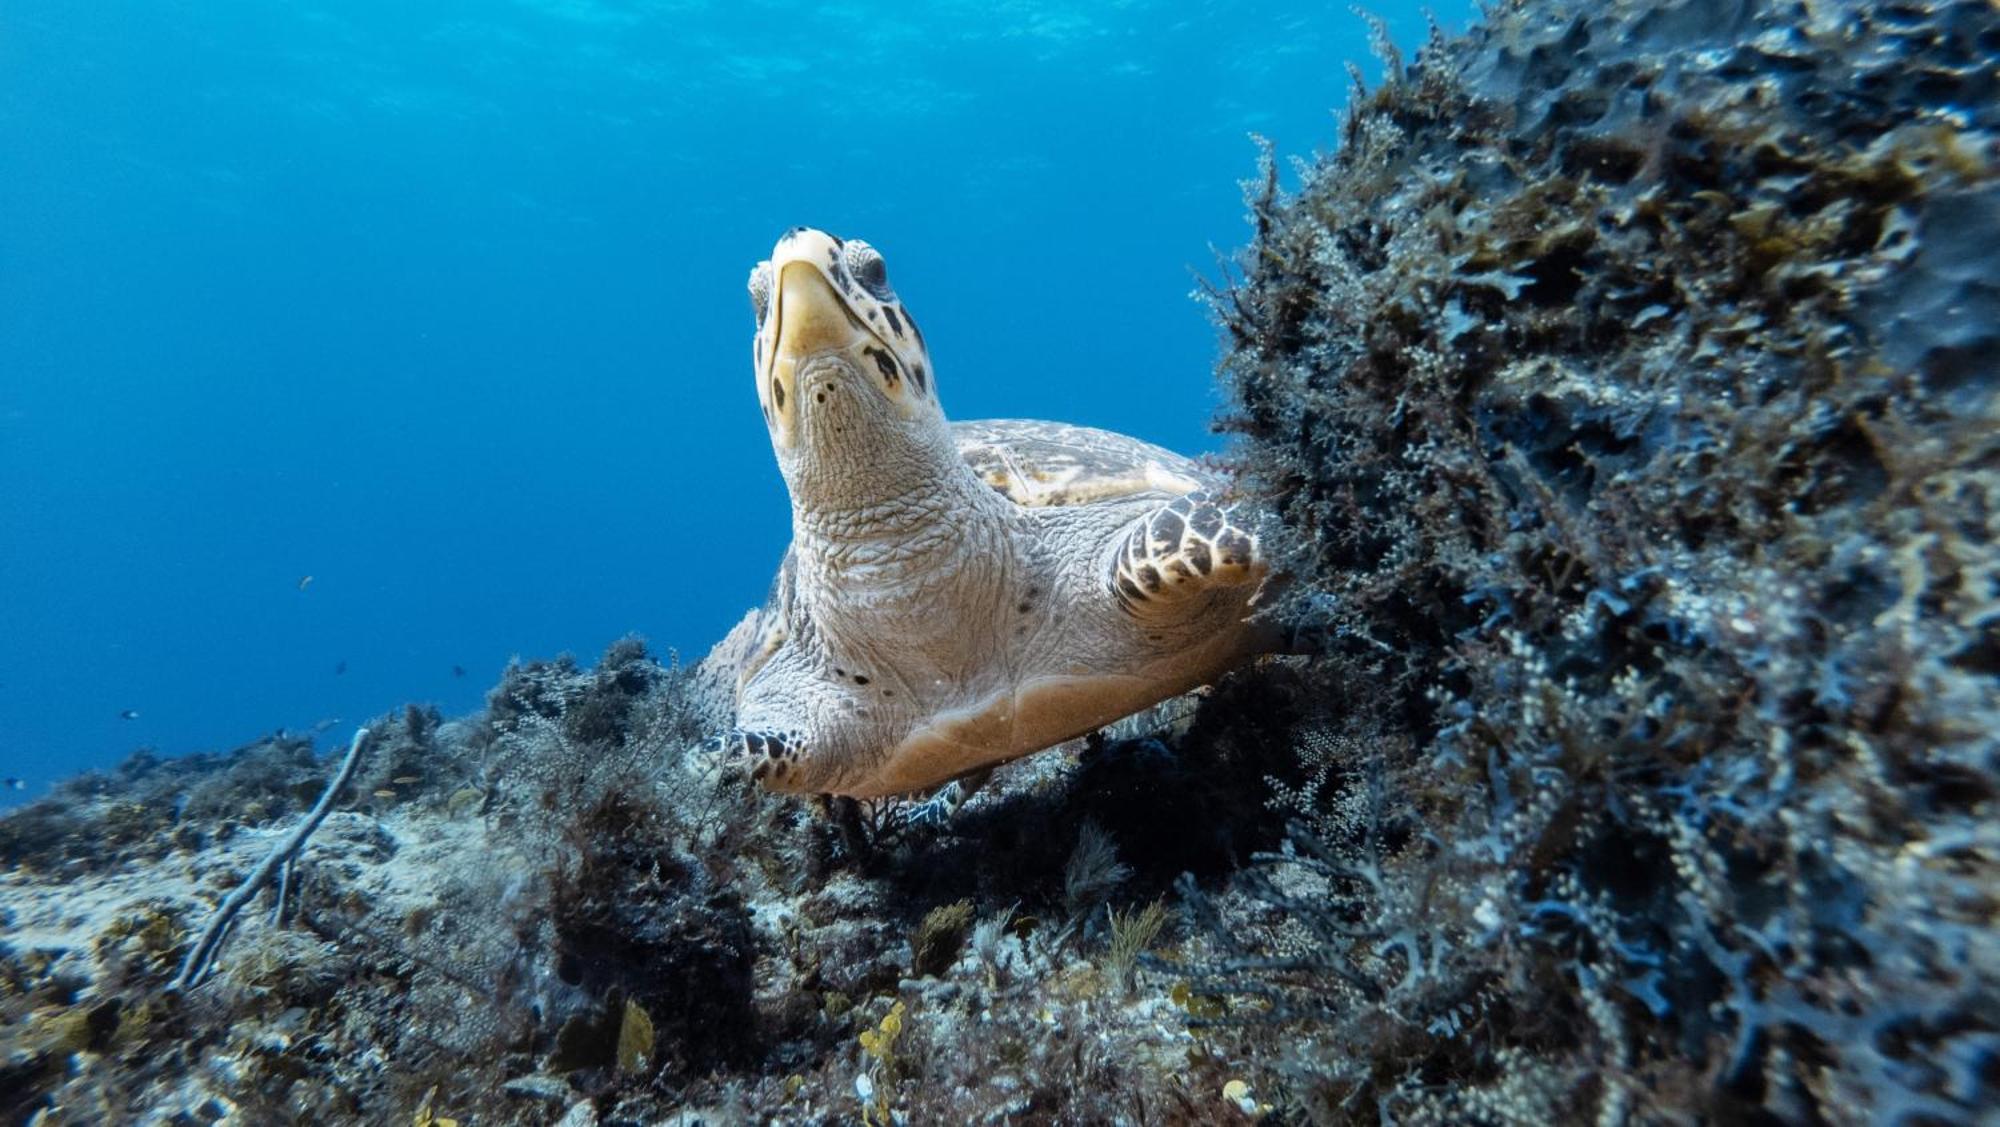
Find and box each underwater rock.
[1199,0,1999,1121]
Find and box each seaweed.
[1188,0,2000,1120]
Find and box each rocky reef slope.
[2,0,1995,1123]
[1206,0,1999,1118]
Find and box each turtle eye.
[845,241,891,299]
[748,261,773,323]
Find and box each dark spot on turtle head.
[771,378,786,411]
[1017,600,1033,614]
[1166,560,1193,581]
[883,306,904,337]
[906,311,925,349]
[762,401,773,426]
[1116,574,1146,603]
[866,347,898,384]
[831,263,853,293]
[833,667,844,677]
[853,674,870,686]
[911,362,928,394]
[815,391,826,403]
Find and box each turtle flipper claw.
[905,768,994,828]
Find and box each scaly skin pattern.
[718,227,1269,798]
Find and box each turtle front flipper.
[717,644,882,794]
[905,766,996,827]
[708,727,815,791]
[1111,491,1264,618]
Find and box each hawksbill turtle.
[711,227,1271,801]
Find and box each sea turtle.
[711,227,1271,801]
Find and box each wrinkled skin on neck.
[775,352,980,541]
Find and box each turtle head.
[747,228,942,464]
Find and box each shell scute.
[952,419,1208,508]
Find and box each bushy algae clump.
[1181,0,2000,1120]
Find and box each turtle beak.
[760,262,869,449]
[773,262,865,367]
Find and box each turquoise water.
[0,1,1470,800]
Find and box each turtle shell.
[952,419,1209,508]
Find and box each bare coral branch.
[171,726,372,992]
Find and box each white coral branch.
[170,726,372,992]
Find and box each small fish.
[310,717,341,734]
[297,575,314,592]
[3,777,25,791]
[372,788,397,799]
[119,709,140,720]
[334,660,348,676]
[451,665,466,678]
[392,775,420,785]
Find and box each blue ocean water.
[0,1,1471,803]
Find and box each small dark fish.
[334,660,347,676]
[451,665,466,678]
[3,778,24,790]
[119,709,140,720]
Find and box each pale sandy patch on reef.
[0,826,279,956]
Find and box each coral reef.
[0,0,1993,1122]
[0,640,1293,1123]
